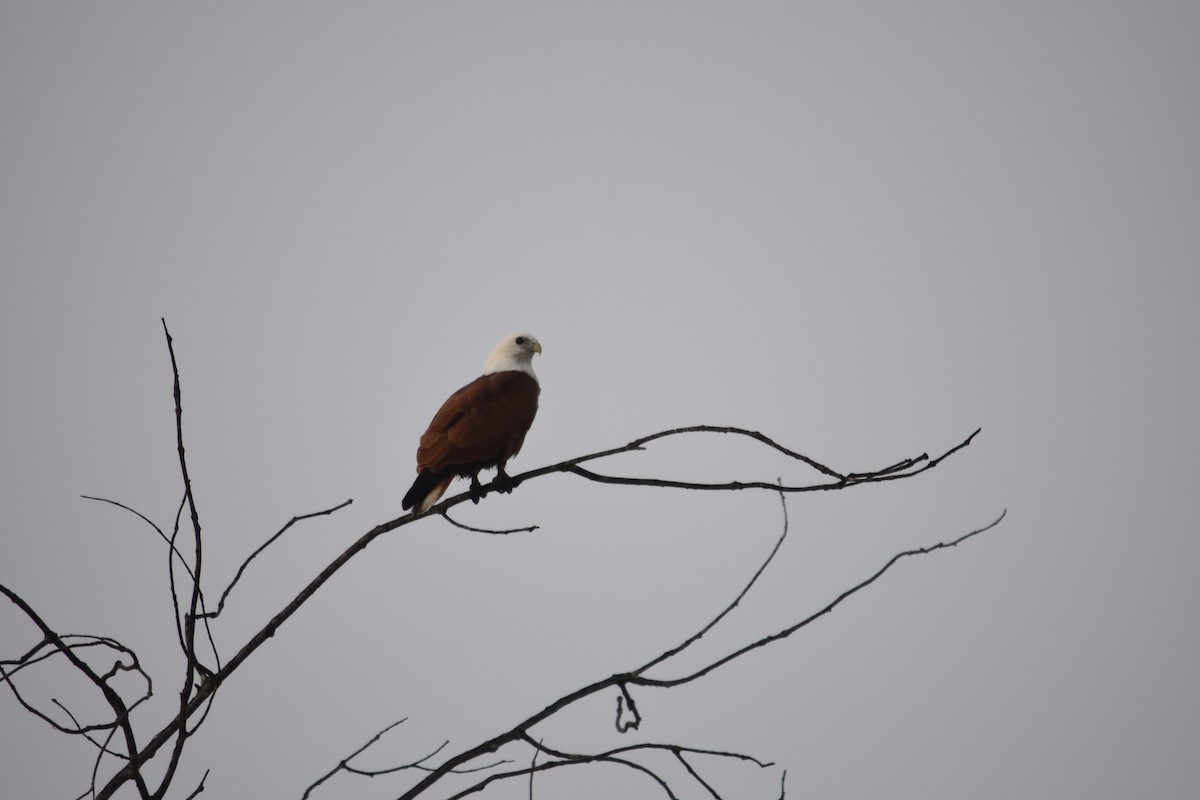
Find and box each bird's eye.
[515,336,526,345]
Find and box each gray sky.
[2,3,1198,799]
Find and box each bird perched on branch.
[402,333,542,515]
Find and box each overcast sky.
[2,3,1198,799]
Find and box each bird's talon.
[494,470,519,494]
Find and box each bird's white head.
[482,332,542,380]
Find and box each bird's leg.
[494,466,520,494]
[469,474,483,504]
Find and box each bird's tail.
[403,469,454,515]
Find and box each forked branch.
[0,322,993,800]
[312,493,1003,800]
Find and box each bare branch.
[422,426,978,517]
[303,719,411,800]
[205,498,354,619]
[640,482,791,675]
[0,583,153,799]
[393,503,1002,799]
[158,318,210,799]
[1,635,151,736]
[50,698,130,756]
[528,738,540,800]
[528,735,774,770]
[634,509,1008,688]
[90,726,124,800]
[392,491,792,798]
[182,769,209,800]
[98,508,428,798]
[439,509,538,535]
[2,634,150,744]
[79,492,221,679]
[79,495,181,574]
[449,735,773,800]
[615,682,641,733]
[43,320,990,800]
[166,493,191,664]
[629,426,846,478]
[677,751,721,800]
[442,744,682,800]
[560,427,978,494]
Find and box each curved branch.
[443,747,680,800]
[438,509,538,535]
[111,417,971,799]
[80,322,988,800]
[97,508,426,799]
[559,427,980,495]
[96,432,985,799]
[427,427,979,518]
[206,498,354,619]
[303,719,413,800]
[634,509,1008,688]
[442,735,775,800]
[640,483,791,674]
[159,319,212,799]
[0,583,153,799]
[393,504,1003,799]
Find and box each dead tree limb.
[0,322,994,800]
[364,493,1004,800]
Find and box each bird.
[402,333,542,515]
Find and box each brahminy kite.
[402,333,542,515]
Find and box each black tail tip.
[403,469,440,512]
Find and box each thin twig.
[51,699,129,756]
[159,318,206,799]
[615,682,641,733]
[676,751,721,800]
[430,428,978,514]
[397,506,1002,800]
[205,498,354,619]
[303,718,411,800]
[1,636,150,737]
[461,735,772,800]
[635,509,1008,688]
[445,749,681,800]
[182,769,209,800]
[0,583,153,799]
[85,326,988,800]
[79,496,184,577]
[439,509,538,535]
[80,492,221,678]
[640,482,791,674]
[528,738,541,800]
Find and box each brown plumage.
[402,333,542,514]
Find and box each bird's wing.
[417,371,539,474]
